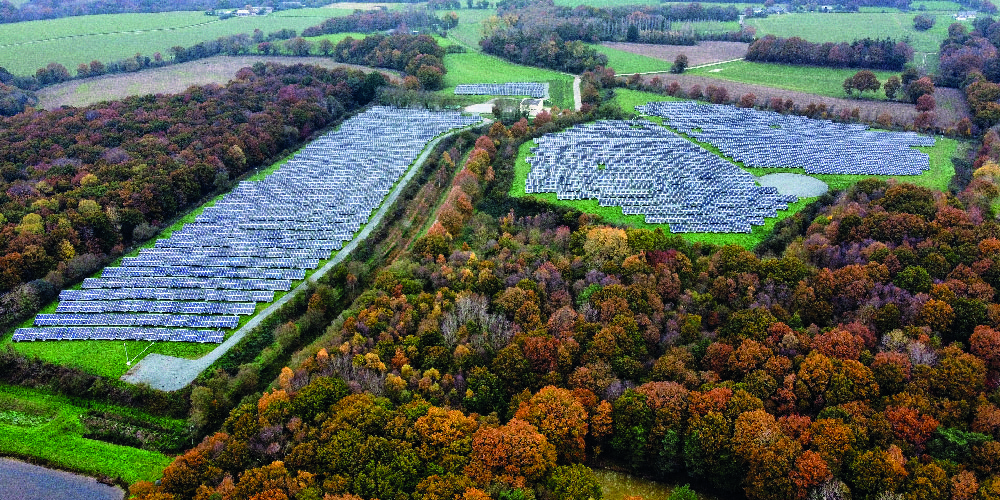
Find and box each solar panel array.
[454,82,549,99]
[524,120,798,233]
[14,106,482,344]
[637,101,936,175]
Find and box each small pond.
[0,457,123,500]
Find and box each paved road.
[120,119,486,391]
[573,75,582,111]
[0,458,123,500]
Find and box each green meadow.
[0,385,175,484]
[441,51,576,110]
[688,60,901,99]
[0,9,354,75]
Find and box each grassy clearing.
[436,8,492,49]
[507,88,961,248]
[0,385,174,484]
[746,12,969,53]
[687,60,900,100]
[0,10,354,75]
[593,44,673,74]
[441,51,576,109]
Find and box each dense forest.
[116,81,1000,500]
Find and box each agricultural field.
[36,54,400,109]
[598,41,749,73]
[432,8,493,49]
[510,88,961,248]
[442,51,576,110]
[746,11,969,53]
[0,385,175,484]
[0,9,355,75]
[688,60,901,100]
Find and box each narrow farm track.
[120,118,486,391]
[0,19,224,49]
[573,75,582,111]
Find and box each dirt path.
[120,118,485,391]
[629,72,971,127]
[36,56,402,109]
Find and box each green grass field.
[441,51,576,109]
[688,60,900,100]
[0,9,354,75]
[593,44,674,74]
[509,88,960,248]
[746,12,969,53]
[0,385,174,484]
[435,8,493,49]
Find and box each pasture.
[746,12,968,53]
[0,9,355,75]
[0,385,174,484]
[687,60,900,100]
[510,88,960,248]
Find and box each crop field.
[442,51,575,109]
[687,60,900,100]
[510,88,960,248]
[0,385,174,484]
[746,12,969,53]
[36,54,400,109]
[598,41,749,74]
[0,9,354,75]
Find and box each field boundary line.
[0,19,224,49]
[616,57,744,76]
[120,117,487,391]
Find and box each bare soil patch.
[36,55,402,109]
[603,41,749,68]
[634,73,971,128]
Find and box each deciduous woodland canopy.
[130,111,1000,500]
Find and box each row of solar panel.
[56,301,256,315]
[13,327,224,343]
[60,288,274,302]
[35,314,239,328]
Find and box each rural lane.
[120,118,487,391]
[573,75,582,111]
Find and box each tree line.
[745,35,914,71]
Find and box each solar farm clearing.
[5,106,483,377]
[515,94,958,246]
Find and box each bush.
[670,54,688,74]
[913,14,936,31]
